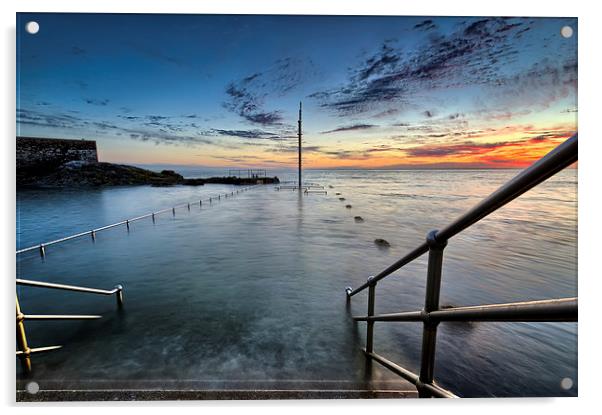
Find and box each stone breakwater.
[17,136,279,187]
[18,160,279,187]
[17,136,98,180]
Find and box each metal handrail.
[17,278,122,296]
[354,297,577,322]
[347,133,578,297]
[16,185,257,257]
[16,278,125,373]
[346,133,578,398]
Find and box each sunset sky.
[16,13,577,169]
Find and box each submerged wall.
[17,137,98,173]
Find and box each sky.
[16,13,577,169]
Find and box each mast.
[298,101,302,188]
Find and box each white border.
[2,1,600,414]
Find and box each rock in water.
[374,238,391,248]
[345,204,352,209]
[354,216,364,223]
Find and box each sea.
[15,168,577,397]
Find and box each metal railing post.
[366,276,376,353]
[115,285,124,307]
[418,230,447,397]
[16,296,32,373]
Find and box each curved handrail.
[347,133,578,297]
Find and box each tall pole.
[298,101,302,189]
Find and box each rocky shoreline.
[17,161,279,188]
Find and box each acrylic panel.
[16,13,578,401]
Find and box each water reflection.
[16,169,577,396]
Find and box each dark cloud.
[147,115,169,122]
[210,154,264,164]
[365,144,403,153]
[209,129,288,141]
[223,57,316,126]
[17,108,214,146]
[309,17,573,117]
[321,124,377,134]
[482,59,577,111]
[75,81,89,90]
[271,144,323,154]
[71,46,86,55]
[414,19,437,31]
[84,98,110,106]
[130,43,189,69]
[17,109,87,130]
[319,149,374,160]
[373,108,401,118]
[356,43,401,82]
[404,132,571,158]
[479,109,531,121]
[223,83,284,126]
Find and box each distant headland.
[16,137,279,188]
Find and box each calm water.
[15,169,577,397]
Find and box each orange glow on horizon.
[101,123,577,170]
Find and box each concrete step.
[17,388,418,401]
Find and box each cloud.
[310,17,573,117]
[17,109,87,130]
[130,43,190,69]
[321,124,377,134]
[561,107,578,113]
[271,144,323,154]
[71,46,86,55]
[84,98,110,106]
[75,81,89,90]
[209,154,264,164]
[209,129,288,141]
[373,108,401,118]
[17,108,215,146]
[414,19,437,31]
[223,83,284,126]
[479,109,532,121]
[19,103,300,149]
[356,43,401,82]
[404,132,571,158]
[223,57,316,126]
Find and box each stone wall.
[17,137,98,174]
